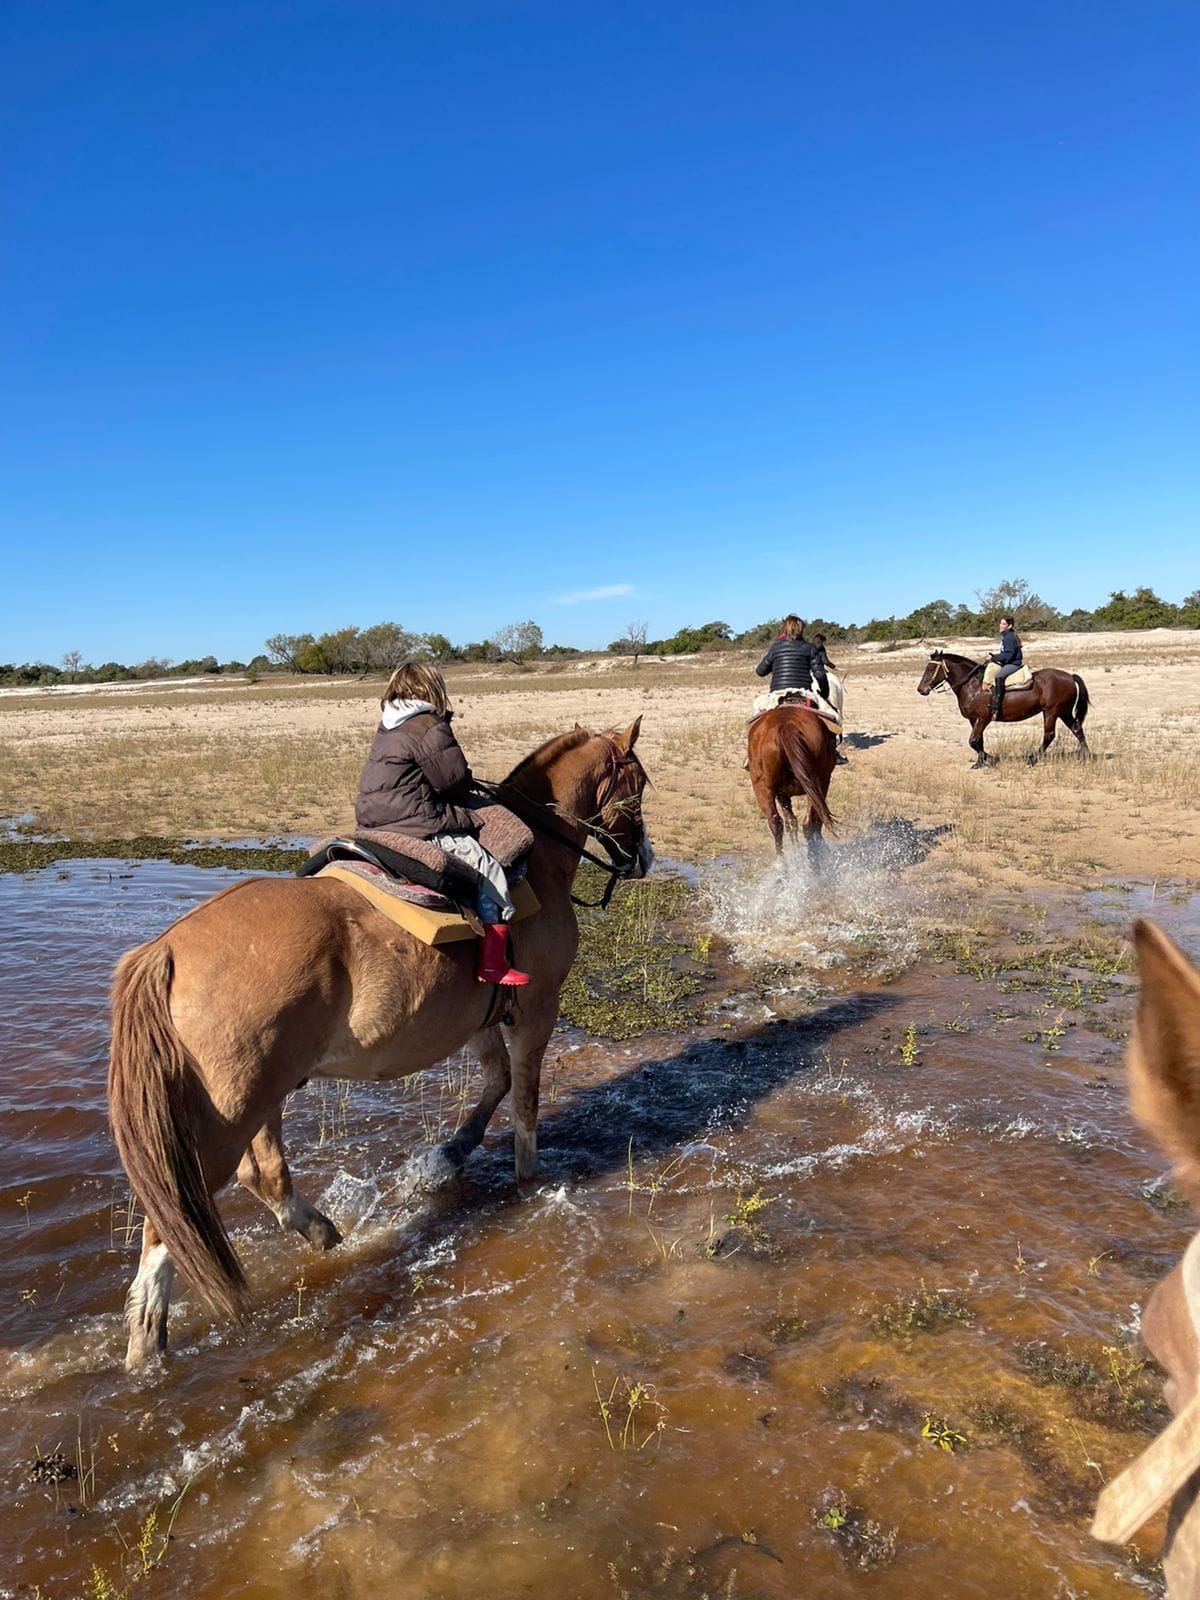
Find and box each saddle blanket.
[317,860,540,947]
[982,662,1033,690]
[750,686,841,729]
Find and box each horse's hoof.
[393,1146,462,1203]
[1026,754,1039,767]
[303,1212,343,1251]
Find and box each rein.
[475,738,644,912]
[931,657,985,693]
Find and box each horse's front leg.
[968,717,992,769]
[508,999,560,1182]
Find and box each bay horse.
[1092,922,1200,1593]
[107,720,651,1369]
[747,705,836,857]
[916,650,1090,768]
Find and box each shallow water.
[1,853,1198,1597]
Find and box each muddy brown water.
[1,854,1198,1598]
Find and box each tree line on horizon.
[3,579,1197,687]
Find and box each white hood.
[380,697,433,730]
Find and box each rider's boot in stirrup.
[477,923,530,987]
[990,682,1003,721]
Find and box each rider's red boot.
[477,923,530,987]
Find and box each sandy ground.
[1,630,1197,893]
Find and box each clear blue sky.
[2,0,1196,664]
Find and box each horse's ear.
[574,722,585,732]
[616,715,642,752]
[1129,920,1200,1205]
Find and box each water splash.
[700,822,927,975]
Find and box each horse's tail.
[777,718,837,832]
[108,941,250,1322]
[1071,674,1090,727]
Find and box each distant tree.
[1059,608,1097,633]
[975,578,1057,631]
[491,620,544,664]
[1091,587,1179,630]
[246,654,272,673]
[61,649,83,682]
[424,632,457,662]
[358,621,420,673]
[461,640,497,663]
[541,643,581,656]
[609,619,650,665]
[132,657,173,680]
[264,632,314,671]
[222,660,247,674]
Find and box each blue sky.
[2,0,1197,663]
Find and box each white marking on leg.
[125,1243,174,1367]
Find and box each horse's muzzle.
[627,836,654,880]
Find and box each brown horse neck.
[503,731,611,888]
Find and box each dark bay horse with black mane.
[107,720,651,1369]
[917,650,1090,768]
[747,705,836,857]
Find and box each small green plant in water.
[900,1022,920,1066]
[866,1284,973,1340]
[921,1414,968,1452]
[812,1488,899,1570]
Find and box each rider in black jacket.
[756,616,830,699]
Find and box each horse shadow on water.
[302,816,949,1324]
[315,990,906,1336]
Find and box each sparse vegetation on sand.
[1,629,1195,892]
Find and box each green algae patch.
[560,868,705,1040]
[0,836,307,875]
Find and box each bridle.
[477,735,648,911]
[926,654,984,694]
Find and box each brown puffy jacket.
[354,711,479,838]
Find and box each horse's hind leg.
[238,1106,341,1250]
[443,1028,512,1167]
[1029,709,1059,766]
[779,796,800,847]
[1065,713,1091,757]
[400,1029,514,1196]
[124,1218,175,1368]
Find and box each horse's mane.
[934,650,978,668]
[503,726,593,785]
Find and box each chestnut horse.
[747,705,836,857]
[1093,923,1200,1593]
[108,720,651,1368]
[916,650,1090,769]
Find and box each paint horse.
[917,650,1090,769]
[108,721,652,1369]
[1093,922,1200,1594]
[746,704,836,857]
